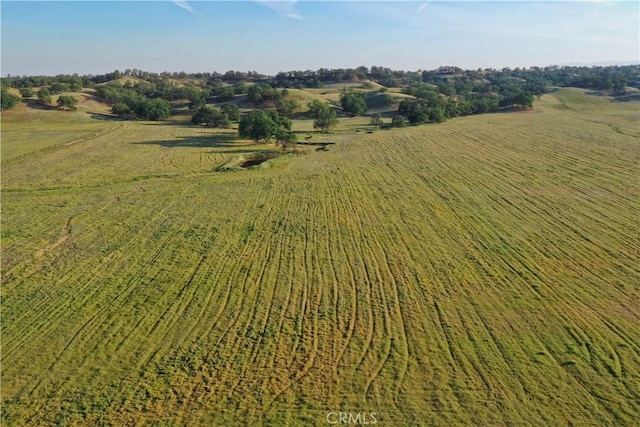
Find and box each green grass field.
[1,89,639,425]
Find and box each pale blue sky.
[1,1,638,76]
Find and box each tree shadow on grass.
[612,94,640,103]
[142,120,201,128]
[144,120,241,131]
[296,140,336,146]
[131,134,275,155]
[89,113,128,121]
[23,99,57,110]
[132,133,237,148]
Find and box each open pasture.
[1,90,639,425]
[0,98,113,162]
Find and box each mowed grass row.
[1,90,639,425]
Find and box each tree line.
[2,65,637,120]
[3,64,637,92]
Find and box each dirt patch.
[215,152,281,171]
[241,156,276,168]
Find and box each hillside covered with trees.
[2,64,638,128]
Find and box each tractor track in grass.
[323,172,359,368]
[259,243,298,408]
[246,226,283,368]
[1,192,185,362]
[344,177,399,405]
[196,193,262,348]
[264,219,300,400]
[40,216,190,372]
[204,180,285,400]
[371,235,411,407]
[13,224,183,396]
[321,174,357,403]
[281,202,318,386]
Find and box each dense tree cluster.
[190,103,239,128]
[132,98,171,120]
[38,88,52,105]
[480,66,632,95]
[191,106,230,128]
[57,95,78,111]
[395,74,537,125]
[123,79,207,102]
[246,83,283,104]
[1,87,20,111]
[211,85,234,102]
[398,98,446,124]
[220,103,240,121]
[238,110,293,144]
[340,89,368,116]
[19,87,33,99]
[94,83,172,120]
[229,82,245,94]
[404,80,531,110]
[245,84,299,117]
[397,92,502,125]
[50,82,72,94]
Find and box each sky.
[1,0,638,76]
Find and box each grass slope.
[1,102,115,162]
[1,90,639,426]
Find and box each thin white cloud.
[417,1,433,13]
[172,0,197,15]
[284,12,303,21]
[255,1,303,20]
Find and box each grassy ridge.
[1,90,639,425]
